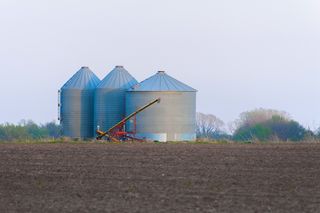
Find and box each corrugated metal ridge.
[128,71,197,92]
[162,74,180,90]
[61,67,100,89]
[97,66,138,89]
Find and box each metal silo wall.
[94,88,126,133]
[60,89,95,138]
[125,91,196,142]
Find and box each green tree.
[234,124,272,141]
[233,109,308,142]
[44,122,62,138]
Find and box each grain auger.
[96,98,161,142]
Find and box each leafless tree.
[196,112,225,139]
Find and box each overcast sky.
[0,0,320,129]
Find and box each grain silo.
[59,67,100,139]
[126,71,197,142]
[94,66,138,134]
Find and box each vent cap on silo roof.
[128,71,197,92]
[97,65,138,89]
[61,66,100,89]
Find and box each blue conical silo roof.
[61,67,100,89]
[97,66,138,89]
[129,71,197,92]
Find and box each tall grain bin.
[59,67,100,139]
[126,71,197,142]
[94,66,138,133]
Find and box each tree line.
[0,120,61,141]
[197,109,319,142]
[1,108,319,142]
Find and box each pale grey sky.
[0,0,320,129]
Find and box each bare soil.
[0,143,319,213]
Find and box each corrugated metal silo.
[94,66,138,133]
[126,71,197,142]
[60,67,100,139]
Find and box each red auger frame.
[96,98,161,142]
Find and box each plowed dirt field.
[0,143,319,213]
